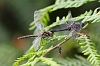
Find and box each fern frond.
[45,7,100,30]
[40,0,96,25]
[19,56,60,66]
[53,0,94,11]
[77,33,100,66]
[50,35,68,41]
[13,53,35,66]
[38,57,60,66]
[13,49,49,66]
[29,0,96,30]
[57,55,92,66]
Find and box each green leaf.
[78,34,100,66]
[38,57,60,66]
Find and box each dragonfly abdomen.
[18,35,38,39]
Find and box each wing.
[32,37,41,51]
[57,11,74,35]
[34,26,42,34]
[34,10,44,32]
[67,11,74,27]
[59,11,74,29]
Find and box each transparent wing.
[59,19,68,29]
[32,37,41,51]
[59,11,74,29]
[67,11,75,27]
[34,10,44,31]
[67,11,78,36]
[34,26,41,34]
[58,11,74,35]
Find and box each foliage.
[78,33,100,66]
[56,55,92,66]
[0,44,21,66]
[13,0,100,66]
[29,0,95,30]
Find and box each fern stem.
[42,33,77,57]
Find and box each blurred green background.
[0,0,100,66]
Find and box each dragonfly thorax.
[42,31,53,38]
[69,22,84,31]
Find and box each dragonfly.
[54,11,84,36]
[18,10,66,51]
[18,11,84,51]
[18,10,54,51]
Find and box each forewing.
[59,19,67,29]
[59,11,74,29]
[67,11,74,27]
[32,37,41,51]
[34,10,44,31]
[65,11,75,35]
[58,11,74,35]
[34,27,41,34]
